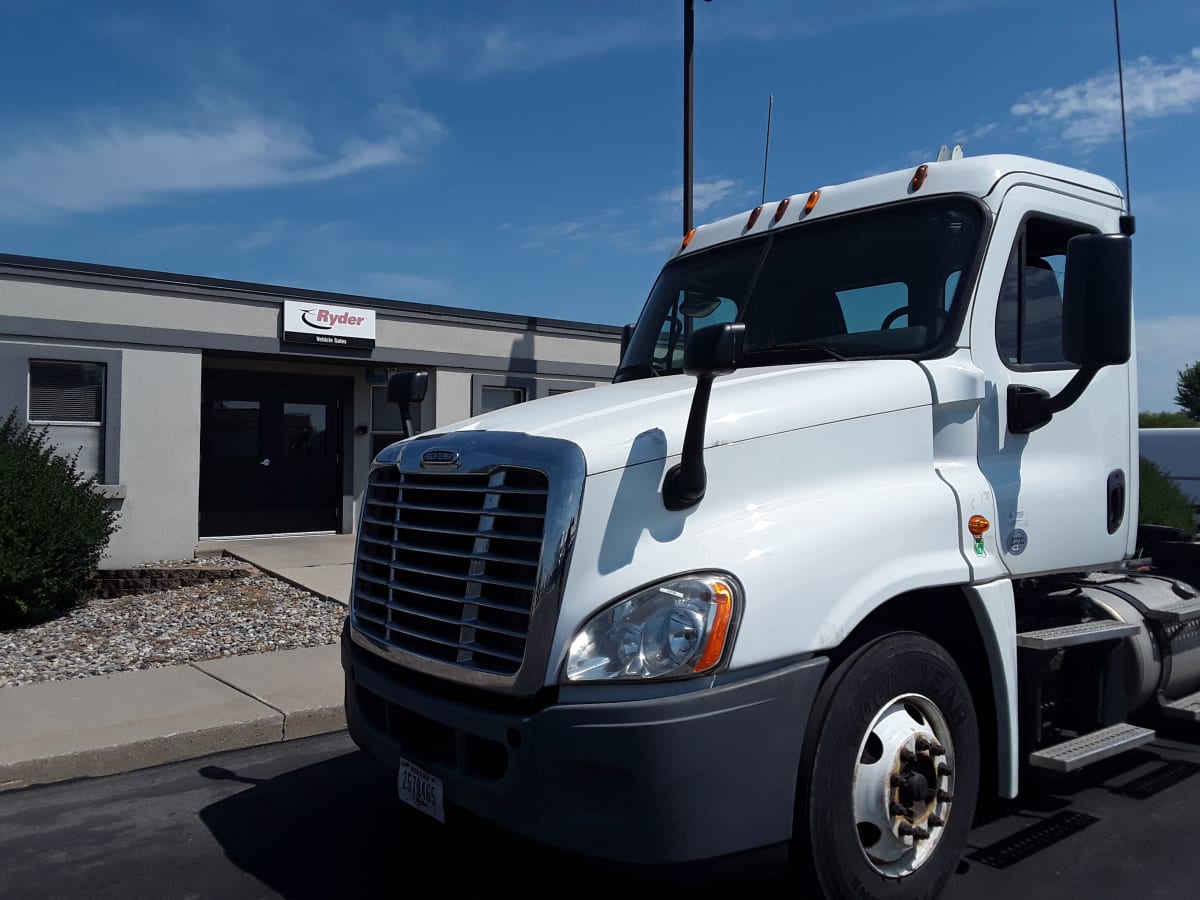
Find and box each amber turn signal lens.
[693,581,735,673]
[968,515,990,537]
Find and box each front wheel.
[799,632,979,899]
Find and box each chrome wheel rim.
[851,692,956,877]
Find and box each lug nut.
[915,737,931,752]
[929,743,946,757]
[929,814,946,828]
[890,802,914,818]
[891,775,903,788]
[938,763,953,777]
[900,747,914,763]
[937,789,953,802]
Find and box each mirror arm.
[663,374,716,510]
[1007,365,1099,434]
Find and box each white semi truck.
[341,153,1200,898]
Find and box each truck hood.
[422,360,934,476]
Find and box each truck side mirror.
[1062,233,1132,369]
[1008,233,1132,434]
[620,323,635,360]
[386,370,429,437]
[663,322,745,510]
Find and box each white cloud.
[0,102,445,221]
[652,178,741,215]
[236,218,288,252]
[1135,313,1200,412]
[1011,48,1200,148]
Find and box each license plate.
[397,758,445,823]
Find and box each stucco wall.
[107,348,202,566]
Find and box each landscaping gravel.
[0,558,347,689]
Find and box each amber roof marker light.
[803,190,820,215]
[680,228,696,251]
[745,205,763,230]
[772,197,791,223]
[910,164,929,193]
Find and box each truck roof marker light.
[803,191,820,215]
[773,197,791,223]
[680,228,696,251]
[910,164,929,193]
[968,515,990,537]
[692,580,735,673]
[745,206,763,230]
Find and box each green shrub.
[1138,456,1197,537]
[1139,411,1200,428]
[0,411,119,626]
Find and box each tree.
[1176,361,1200,421]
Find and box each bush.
[1139,411,1200,428]
[0,411,119,626]
[1138,456,1196,537]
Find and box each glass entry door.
[200,381,341,537]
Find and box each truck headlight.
[564,573,741,682]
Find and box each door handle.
[259,458,271,467]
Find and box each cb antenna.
[761,94,774,205]
[1113,0,1135,235]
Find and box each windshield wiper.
[744,342,847,362]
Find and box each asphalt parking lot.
[1,726,1198,899]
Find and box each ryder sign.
[283,300,376,349]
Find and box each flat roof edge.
[0,251,623,336]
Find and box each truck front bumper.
[342,624,828,869]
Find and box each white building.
[0,254,621,566]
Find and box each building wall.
[110,348,202,565]
[0,257,621,566]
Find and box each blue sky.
[1,0,1197,411]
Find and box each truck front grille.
[353,465,549,676]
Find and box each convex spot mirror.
[683,321,745,377]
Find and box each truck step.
[1143,598,1200,624]
[1016,620,1139,650]
[1161,691,1200,722]
[1029,723,1156,773]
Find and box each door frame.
[200,368,354,536]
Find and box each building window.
[28,360,106,480]
[479,385,525,414]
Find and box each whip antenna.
[1113,0,1135,234]
[761,94,774,205]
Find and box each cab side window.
[996,217,1092,368]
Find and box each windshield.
[616,197,986,380]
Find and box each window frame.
[16,349,122,485]
[995,212,1098,374]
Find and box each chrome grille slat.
[376,600,529,639]
[390,500,546,519]
[397,482,548,496]
[353,460,549,677]
[376,622,525,664]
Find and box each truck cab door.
[971,186,1134,575]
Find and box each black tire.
[797,632,979,900]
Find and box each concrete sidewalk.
[0,534,356,793]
